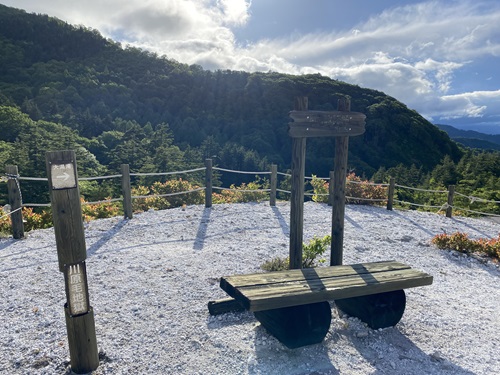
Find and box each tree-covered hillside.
[0,4,463,193]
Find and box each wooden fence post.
[45,150,99,374]
[387,177,395,211]
[270,164,277,206]
[121,164,133,219]
[330,98,350,266]
[328,171,334,206]
[205,158,213,208]
[446,185,455,218]
[289,96,308,269]
[5,165,24,239]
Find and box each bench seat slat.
[221,260,410,290]
[220,261,433,312]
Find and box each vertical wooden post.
[328,171,334,206]
[270,164,277,206]
[45,151,99,374]
[205,158,213,208]
[330,98,350,266]
[446,185,455,218]
[387,177,395,211]
[121,164,133,219]
[289,96,308,269]
[5,165,24,239]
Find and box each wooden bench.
[210,260,433,349]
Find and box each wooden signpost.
[45,150,99,374]
[288,97,366,267]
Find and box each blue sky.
[2,0,500,134]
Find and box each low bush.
[212,178,269,204]
[81,198,121,222]
[310,173,387,205]
[132,178,204,212]
[431,232,500,261]
[261,235,331,271]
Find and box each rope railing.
[213,167,271,175]
[130,167,206,177]
[394,184,448,194]
[131,187,205,200]
[454,191,500,204]
[2,159,500,239]
[213,186,272,193]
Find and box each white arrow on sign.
[56,172,70,181]
[51,164,76,189]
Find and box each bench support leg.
[254,301,331,349]
[335,289,406,329]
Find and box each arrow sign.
[56,172,70,181]
[51,163,77,189]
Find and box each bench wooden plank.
[221,260,411,291]
[220,261,432,312]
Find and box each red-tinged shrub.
[431,232,500,261]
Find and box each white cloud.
[3,0,500,128]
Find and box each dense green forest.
[0,4,499,213]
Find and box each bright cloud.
[2,0,500,131]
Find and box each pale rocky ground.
[1,201,499,374]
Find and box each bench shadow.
[349,324,476,375]
[251,328,340,375]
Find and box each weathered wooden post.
[387,177,395,211]
[205,158,213,208]
[289,97,308,269]
[45,150,99,374]
[328,170,334,206]
[5,165,24,239]
[270,164,277,206]
[289,97,365,267]
[331,98,351,265]
[446,184,455,218]
[121,164,133,219]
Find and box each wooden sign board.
[50,162,77,189]
[288,110,366,138]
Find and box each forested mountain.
[436,124,500,151]
[0,4,466,203]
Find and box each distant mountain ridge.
[436,124,500,151]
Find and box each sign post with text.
[46,150,99,374]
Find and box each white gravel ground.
[1,201,499,375]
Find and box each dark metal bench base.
[254,301,332,349]
[335,289,406,329]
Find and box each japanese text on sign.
[66,263,89,316]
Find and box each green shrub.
[261,235,331,271]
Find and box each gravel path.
[1,202,499,374]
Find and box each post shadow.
[193,207,211,251]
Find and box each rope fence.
[2,158,499,238]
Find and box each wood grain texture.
[46,150,87,272]
[220,261,432,312]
